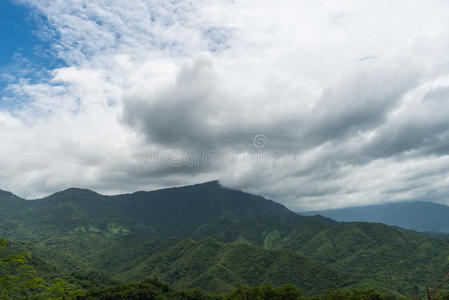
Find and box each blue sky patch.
[0,1,42,66]
[0,0,63,104]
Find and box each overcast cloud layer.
[1,0,449,210]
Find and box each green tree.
[227,284,305,300]
[0,238,46,299]
[42,278,86,299]
[0,238,86,300]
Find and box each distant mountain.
[302,201,449,233]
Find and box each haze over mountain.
[302,201,449,233]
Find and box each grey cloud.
[360,84,449,159]
[300,65,419,150]
[124,58,420,159]
[123,55,221,150]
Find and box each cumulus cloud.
[1,0,449,210]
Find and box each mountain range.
[302,201,449,234]
[2,181,449,297]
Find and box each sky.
[1,0,449,210]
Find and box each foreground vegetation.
[80,278,401,300]
[3,238,449,299]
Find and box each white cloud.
[1,0,449,210]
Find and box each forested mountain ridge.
[0,181,334,244]
[2,181,449,297]
[118,237,349,294]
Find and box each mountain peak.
[198,180,220,185]
[44,187,100,200]
[59,187,99,194]
[61,187,98,193]
[169,180,221,190]
[0,189,23,200]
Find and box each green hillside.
[119,237,348,294]
[283,222,449,295]
[2,182,449,297]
